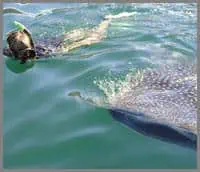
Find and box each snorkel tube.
[14,21,26,31]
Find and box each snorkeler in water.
[3,12,136,64]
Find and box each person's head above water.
[6,21,36,64]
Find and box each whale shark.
[70,62,197,150]
[68,62,197,149]
[103,63,197,150]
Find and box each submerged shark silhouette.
[109,108,196,149]
[106,63,197,150]
[69,63,197,150]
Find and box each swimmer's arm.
[3,47,13,57]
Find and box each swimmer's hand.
[14,21,26,31]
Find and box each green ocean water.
[3,3,197,169]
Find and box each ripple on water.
[3,3,197,169]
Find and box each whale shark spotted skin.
[106,63,197,149]
[70,63,197,149]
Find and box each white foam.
[104,12,136,20]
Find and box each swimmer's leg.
[58,12,136,52]
[59,19,112,52]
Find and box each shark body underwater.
[3,13,197,150]
[104,63,197,150]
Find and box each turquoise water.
[3,3,197,169]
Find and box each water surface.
[3,3,197,169]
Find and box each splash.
[104,12,137,20]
